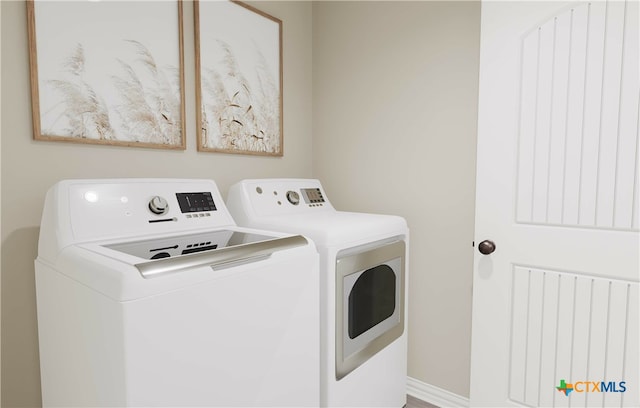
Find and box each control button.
[286,191,300,205]
[148,196,169,215]
[151,252,170,259]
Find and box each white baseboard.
[407,377,469,408]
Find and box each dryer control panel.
[227,179,335,219]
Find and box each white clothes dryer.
[35,179,319,407]
[227,179,408,407]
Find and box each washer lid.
[101,229,308,279]
[106,229,274,260]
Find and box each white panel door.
[470,1,639,406]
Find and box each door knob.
[478,240,496,255]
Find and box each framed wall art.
[27,0,186,149]
[195,0,283,156]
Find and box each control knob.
[286,191,300,205]
[148,196,169,215]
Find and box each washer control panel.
[64,180,236,243]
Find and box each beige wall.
[0,1,312,406]
[312,1,480,398]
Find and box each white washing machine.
[227,179,408,407]
[35,179,319,407]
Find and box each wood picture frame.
[27,0,186,149]
[195,0,283,156]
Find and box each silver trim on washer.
[335,239,406,380]
[135,235,309,278]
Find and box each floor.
[406,395,439,408]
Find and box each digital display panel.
[176,192,216,213]
[302,188,325,204]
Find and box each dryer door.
[336,239,405,380]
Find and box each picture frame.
[195,0,283,156]
[26,0,186,150]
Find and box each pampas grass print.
[43,40,181,145]
[112,40,182,145]
[44,44,114,140]
[201,40,279,153]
